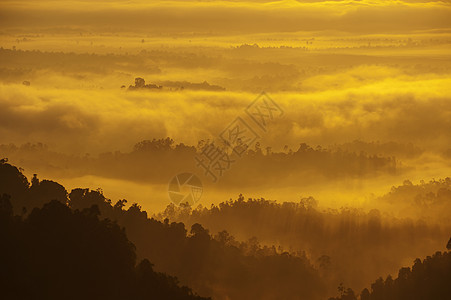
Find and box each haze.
[1,1,450,299]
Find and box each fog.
[1,0,450,299]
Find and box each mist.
[1,0,450,299]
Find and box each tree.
[0,200,210,300]
[329,284,357,300]
[360,288,370,300]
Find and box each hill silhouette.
[161,191,450,291]
[329,250,451,300]
[0,195,210,300]
[0,160,327,299]
[1,159,450,299]
[0,160,209,300]
[0,138,397,188]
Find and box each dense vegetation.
[0,160,326,299]
[1,159,449,299]
[162,185,450,291]
[0,138,397,187]
[329,251,451,300]
[0,196,209,299]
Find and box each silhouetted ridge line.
[329,250,451,300]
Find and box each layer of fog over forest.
[1,0,450,299]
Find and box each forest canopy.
[1,160,450,299]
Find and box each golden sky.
[0,0,450,212]
[1,0,451,34]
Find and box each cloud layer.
[1,64,450,155]
[1,0,450,34]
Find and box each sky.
[0,0,450,212]
[1,1,451,298]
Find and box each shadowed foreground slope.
[0,196,209,299]
[1,159,450,300]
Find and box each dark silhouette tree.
[329,251,451,300]
[0,198,210,300]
